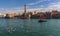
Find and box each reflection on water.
[0,19,60,36]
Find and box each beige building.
[6,13,18,18]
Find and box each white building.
[0,13,6,17]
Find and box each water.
[0,19,60,36]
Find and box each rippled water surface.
[0,19,60,36]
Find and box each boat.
[38,15,47,22]
[38,19,47,22]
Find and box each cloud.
[47,2,60,10]
[43,2,60,12]
[27,1,60,12]
[27,8,49,12]
[0,1,60,14]
[0,7,24,14]
[28,0,48,5]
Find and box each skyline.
[0,0,60,14]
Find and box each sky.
[0,0,60,14]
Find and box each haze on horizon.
[0,0,60,14]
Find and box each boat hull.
[38,20,47,22]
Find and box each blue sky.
[0,0,59,8]
[0,0,60,14]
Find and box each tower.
[24,4,26,15]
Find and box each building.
[0,13,6,18]
[5,13,18,18]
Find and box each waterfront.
[0,19,60,36]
